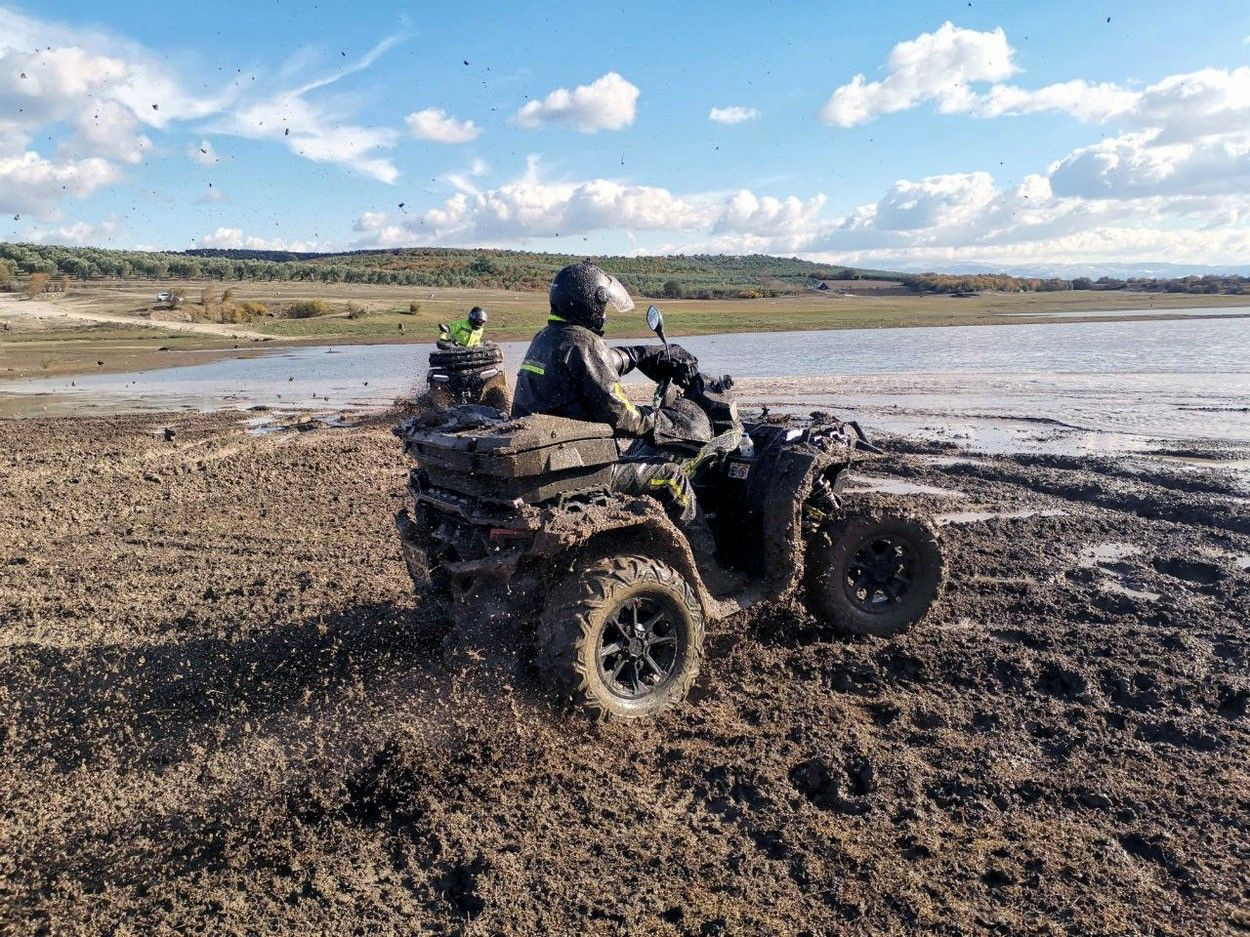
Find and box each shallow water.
[997,306,1250,320]
[3,316,1249,459]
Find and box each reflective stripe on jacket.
[512,320,658,437]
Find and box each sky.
[3,0,1250,270]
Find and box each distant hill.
[900,261,1250,279]
[0,243,901,299]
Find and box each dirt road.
[1,413,1246,934]
[0,294,273,341]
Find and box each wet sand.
[1,410,1247,934]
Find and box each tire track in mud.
[2,412,1248,934]
[908,449,1250,536]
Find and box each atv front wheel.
[539,556,705,721]
[807,512,943,637]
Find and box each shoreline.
[4,285,1250,382]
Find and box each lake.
[3,315,1249,456]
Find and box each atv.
[394,306,943,721]
[419,341,512,414]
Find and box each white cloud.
[0,9,224,215]
[871,172,998,231]
[712,190,827,247]
[820,23,1250,139]
[188,139,219,166]
[195,184,228,205]
[352,157,843,254]
[26,218,120,245]
[514,72,639,133]
[1049,131,1250,199]
[787,164,1250,269]
[353,211,387,232]
[973,80,1137,123]
[197,227,247,248]
[0,6,405,214]
[820,23,1016,126]
[196,227,323,252]
[405,108,481,143]
[0,11,228,133]
[814,225,1250,270]
[195,33,406,182]
[709,106,760,125]
[419,176,704,242]
[819,22,1137,127]
[0,151,117,218]
[353,157,707,245]
[214,77,400,184]
[1128,67,1250,144]
[802,23,1250,267]
[69,100,152,164]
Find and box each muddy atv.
[394,328,942,722]
[419,342,512,414]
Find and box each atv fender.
[756,445,833,597]
[529,499,720,620]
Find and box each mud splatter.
[0,412,1246,934]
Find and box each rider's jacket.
[438,318,483,347]
[512,317,663,437]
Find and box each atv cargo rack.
[397,413,620,505]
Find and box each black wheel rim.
[597,595,682,700]
[844,534,918,612]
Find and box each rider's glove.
[661,344,699,385]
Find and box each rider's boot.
[683,512,747,596]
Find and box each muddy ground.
[1,412,1247,935]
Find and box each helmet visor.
[601,275,635,314]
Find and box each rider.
[438,306,488,347]
[513,261,709,534]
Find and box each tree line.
[903,272,1250,296]
[0,243,860,298]
[4,242,1247,298]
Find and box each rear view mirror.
[646,304,663,334]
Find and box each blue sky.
[3,0,1250,268]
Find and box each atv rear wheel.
[539,555,704,721]
[807,512,943,637]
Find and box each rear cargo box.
[400,413,618,504]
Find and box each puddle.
[997,307,1250,320]
[1102,580,1162,602]
[242,411,357,436]
[1078,542,1142,567]
[243,416,285,436]
[936,507,1066,526]
[1197,546,1250,572]
[922,455,992,469]
[1147,454,1250,473]
[1076,541,1161,601]
[844,478,968,498]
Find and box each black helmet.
[468,306,487,327]
[549,261,634,334]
